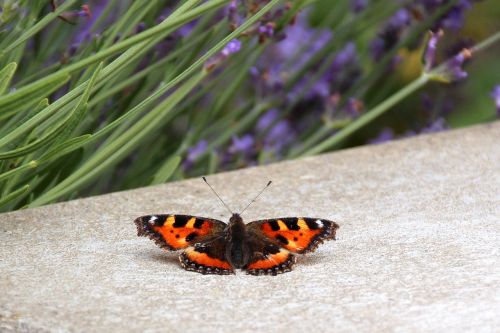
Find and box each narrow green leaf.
[0,63,101,160]
[0,62,17,95]
[6,0,217,100]
[0,98,48,136]
[207,152,218,175]
[0,0,204,149]
[88,0,282,144]
[151,156,182,185]
[0,161,38,182]
[0,0,79,56]
[30,71,205,206]
[39,135,92,163]
[52,62,103,145]
[102,1,154,48]
[0,73,70,117]
[0,185,30,209]
[0,121,66,159]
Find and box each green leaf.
[0,62,17,95]
[0,0,79,56]
[0,0,206,149]
[151,156,182,185]
[0,161,38,182]
[39,135,92,163]
[88,0,282,144]
[0,185,30,209]
[0,72,70,117]
[0,98,48,137]
[52,62,103,146]
[30,71,206,206]
[0,63,102,160]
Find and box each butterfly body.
[225,214,250,268]
[135,213,339,276]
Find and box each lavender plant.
[0,0,499,212]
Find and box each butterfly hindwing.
[244,236,296,276]
[135,214,226,250]
[247,217,339,254]
[180,233,234,275]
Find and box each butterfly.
[134,178,339,276]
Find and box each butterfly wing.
[134,214,227,250]
[180,233,234,275]
[246,217,339,254]
[244,236,296,276]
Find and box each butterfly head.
[229,213,244,226]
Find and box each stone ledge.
[1,122,499,332]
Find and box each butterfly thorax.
[225,213,250,268]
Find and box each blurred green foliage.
[0,0,498,212]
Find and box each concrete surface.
[1,122,499,333]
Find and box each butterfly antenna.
[202,177,233,215]
[240,181,272,215]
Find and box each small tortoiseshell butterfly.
[134,178,339,275]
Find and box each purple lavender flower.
[256,109,280,132]
[221,39,242,56]
[346,97,364,117]
[420,117,447,133]
[442,48,471,81]
[263,119,295,153]
[423,29,443,72]
[332,42,357,70]
[370,8,411,61]
[68,1,108,50]
[491,85,500,117]
[258,22,275,40]
[369,128,395,144]
[229,135,255,154]
[254,108,296,157]
[266,12,331,71]
[327,42,362,94]
[184,140,208,169]
[227,0,240,30]
[351,0,369,13]
[250,66,285,98]
[390,8,411,28]
[437,0,474,31]
[420,0,481,31]
[135,22,146,34]
[57,4,92,23]
[205,39,242,71]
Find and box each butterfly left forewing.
[135,214,226,250]
[246,217,339,254]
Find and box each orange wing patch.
[245,248,296,276]
[135,214,226,250]
[254,218,339,253]
[180,247,234,275]
[246,248,291,269]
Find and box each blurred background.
[0,0,499,211]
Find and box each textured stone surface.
[1,122,499,333]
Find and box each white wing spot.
[315,219,324,228]
[149,216,158,224]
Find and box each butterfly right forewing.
[246,217,339,254]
